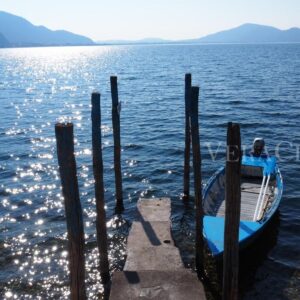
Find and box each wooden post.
[223,122,242,300]
[110,76,124,214]
[91,92,110,285]
[55,123,86,300]
[190,86,204,277]
[183,73,192,201]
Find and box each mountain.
[0,32,10,47]
[0,11,94,47]
[193,23,300,44]
[1,13,299,48]
[97,24,300,45]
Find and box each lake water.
[0,44,300,299]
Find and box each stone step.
[110,270,206,300]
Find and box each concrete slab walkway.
[109,198,206,300]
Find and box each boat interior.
[203,164,277,222]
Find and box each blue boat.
[203,139,283,257]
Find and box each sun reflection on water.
[0,45,134,299]
[1,44,299,299]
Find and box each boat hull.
[203,162,283,257]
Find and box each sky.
[0,0,300,41]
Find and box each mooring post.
[55,123,86,300]
[110,76,124,214]
[223,122,242,300]
[183,73,192,201]
[91,92,110,285]
[190,86,204,277]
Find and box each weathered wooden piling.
[110,76,124,214]
[223,122,242,300]
[55,123,86,300]
[91,92,110,285]
[190,86,204,277]
[183,73,192,201]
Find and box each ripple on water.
[0,44,300,299]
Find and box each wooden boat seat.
[215,178,272,221]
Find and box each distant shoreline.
[2,12,300,50]
[1,42,300,50]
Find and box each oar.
[253,175,266,221]
[256,175,270,220]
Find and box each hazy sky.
[1,0,300,40]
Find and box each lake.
[0,44,299,299]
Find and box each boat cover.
[242,155,276,176]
